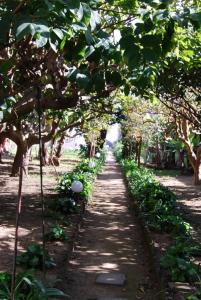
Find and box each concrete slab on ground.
[96,273,126,286]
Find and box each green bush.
[17,244,55,270]
[45,225,67,241]
[115,147,201,287]
[57,155,105,201]
[120,159,186,233]
[48,197,79,215]
[0,271,67,299]
[161,236,201,282]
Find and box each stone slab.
[96,273,126,286]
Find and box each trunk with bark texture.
[176,117,201,185]
[41,143,49,166]
[11,144,31,177]
[137,138,142,168]
[183,145,201,185]
[0,137,6,163]
[55,133,65,158]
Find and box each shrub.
[0,271,67,299]
[161,236,201,282]
[48,197,79,215]
[57,155,105,201]
[17,244,55,270]
[45,225,67,241]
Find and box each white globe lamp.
[88,160,96,168]
[96,152,101,158]
[71,180,83,193]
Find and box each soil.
[0,155,79,273]
[156,175,201,243]
[65,154,161,300]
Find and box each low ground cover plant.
[57,154,105,201]
[161,236,201,282]
[17,244,55,270]
[0,271,66,299]
[114,143,201,292]
[45,225,67,241]
[48,197,78,215]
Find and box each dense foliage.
[0,271,66,299]
[16,244,55,270]
[114,142,201,292]
[57,152,106,200]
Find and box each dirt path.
[0,155,79,272]
[156,175,201,243]
[66,155,160,300]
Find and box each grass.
[152,169,181,177]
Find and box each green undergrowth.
[17,244,56,270]
[57,154,105,200]
[114,144,201,297]
[5,151,106,299]
[0,270,67,299]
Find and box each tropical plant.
[45,225,67,241]
[17,244,55,270]
[0,271,67,299]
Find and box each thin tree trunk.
[11,145,24,177]
[137,138,142,168]
[11,144,31,176]
[55,133,65,158]
[41,142,49,166]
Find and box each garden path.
[66,153,160,300]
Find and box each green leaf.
[72,22,87,32]
[35,36,48,47]
[189,12,201,26]
[49,38,58,52]
[0,15,12,43]
[106,71,122,86]
[119,34,136,50]
[16,22,32,40]
[82,3,91,26]
[90,10,100,31]
[142,47,161,62]
[85,45,95,58]
[52,28,64,40]
[76,73,90,89]
[66,0,80,9]
[124,44,141,68]
[141,34,162,47]
[0,59,15,74]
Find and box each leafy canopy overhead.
[0,0,200,124]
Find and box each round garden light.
[71,180,83,193]
[96,152,101,158]
[88,160,96,168]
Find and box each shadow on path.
[66,159,160,300]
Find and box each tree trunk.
[193,165,200,185]
[11,144,24,177]
[0,137,6,163]
[41,142,49,166]
[49,134,65,166]
[156,143,161,168]
[137,138,142,168]
[11,143,31,177]
[55,133,65,158]
[187,148,201,185]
